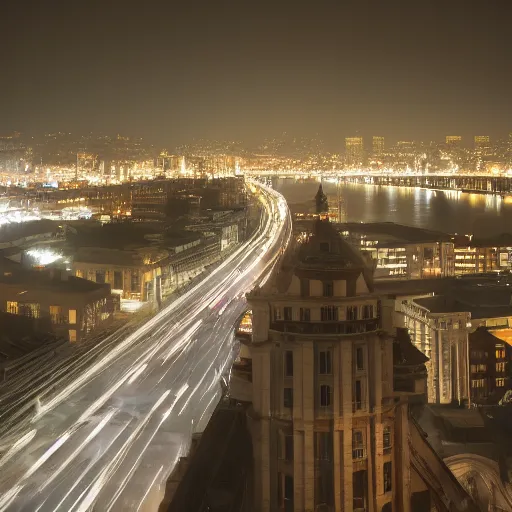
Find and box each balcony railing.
[352,447,366,460]
[269,320,379,336]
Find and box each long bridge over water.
[244,170,512,195]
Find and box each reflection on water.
[275,179,511,236]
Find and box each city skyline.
[1,3,511,148]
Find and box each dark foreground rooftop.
[160,404,252,512]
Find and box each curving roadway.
[0,180,291,511]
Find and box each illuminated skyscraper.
[446,136,462,147]
[345,137,363,168]
[474,135,491,156]
[372,136,385,157]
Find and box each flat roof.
[0,220,59,243]
[337,222,453,244]
[0,271,109,294]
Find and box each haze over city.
[1,2,511,147]
[1,2,512,512]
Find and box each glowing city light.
[26,249,63,266]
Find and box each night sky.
[1,1,511,148]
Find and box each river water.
[274,179,512,237]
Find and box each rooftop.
[338,221,453,244]
[0,268,109,294]
[414,286,512,319]
[0,220,60,244]
[258,218,375,296]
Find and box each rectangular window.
[283,387,293,408]
[300,278,310,297]
[284,434,294,461]
[496,362,506,373]
[131,272,140,293]
[69,309,77,324]
[321,306,338,321]
[319,350,332,375]
[113,270,123,290]
[20,303,40,318]
[75,269,84,278]
[383,462,392,493]
[315,432,332,461]
[347,305,358,321]
[95,270,106,284]
[6,301,18,315]
[496,348,506,359]
[320,384,332,407]
[352,430,365,459]
[274,307,282,321]
[496,378,505,387]
[284,351,294,377]
[362,304,374,319]
[284,307,293,321]
[50,305,64,324]
[299,307,310,321]
[356,347,364,371]
[284,475,294,511]
[323,281,334,297]
[383,426,392,451]
[69,329,77,342]
[354,380,362,410]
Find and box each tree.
[315,184,329,214]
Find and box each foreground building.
[244,219,476,512]
[0,267,113,342]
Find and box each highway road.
[0,180,291,511]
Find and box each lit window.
[20,303,40,318]
[496,378,505,387]
[69,309,77,324]
[274,307,282,321]
[75,269,83,278]
[50,305,64,324]
[69,329,77,342]
[496,362,506,373]
[496,348,506,359]
[6,301,18,315]
[352,430,365,459]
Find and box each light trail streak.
[135,465,164,512]
[0,181,291,511]
[53,420,134,512]
[38,409,118,492]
